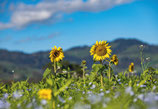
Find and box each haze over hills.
[0,38,158,81]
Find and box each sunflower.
[49,46,64,62]
[90,41,112,61]
[129,62,134,72]
[111,54,118,65]
[38,89,52,100]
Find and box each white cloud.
[0,0,133,30]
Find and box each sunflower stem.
[83,68,85,85]
[140,50,146,74]
[52,100,55,109]
[108,61,111,82]
[101,74,103,88]
[54,60,57,75]
[99,60,104,88]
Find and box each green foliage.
[0,60,157,109]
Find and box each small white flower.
[154,95,158,101]
[90,84,96,89]
[137,94,144,100]
[58,96,65,103]
[3,93,8,99]
[133,98,137,102]
[114,92,120,98]
[85,74,89,77]
[57,66,60,69]
[152,86,156,90]
[17,103,21,107]
[68,97,72,100]
[82,91,85,94]
[106,90,110,94]
[100,89,103,91]
[71,84,75,86]
[83,84,86,87]
[0,100,10,109]
[89,82,92,85]
[125,87,134,96]
[57,104,60,107]
[13,91,23,99]
[32,98,36,103]
[98,92,104,96]
[139,45,144,49]
[115,75,118,78]
[103,103,107,108]
[118,79,121,82]
[63,70,67,73]
[146,57,150,61]
[87,91,92,94]
[41,100,47,105]
[140,85,146,88]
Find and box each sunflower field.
[0,41,158,109]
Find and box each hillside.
[0,38,158,81]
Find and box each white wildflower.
[90,84,96,89]
[68,97,72,100]
[106,90,110,94]
[41,100,47,105]
[125,87,134,96]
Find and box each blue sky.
[0,0,158,53]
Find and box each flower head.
[111,54,118,65]
[49,46,64,62]
[81,60,86,65]
[90,41,112,61]
[38,89,52,100]
[129,62,134,72]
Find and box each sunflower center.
[53,51,60,57]
[114,57,118,62]
[95,45,107,56]
[131,65,134,71]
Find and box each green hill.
[0,38,158,81]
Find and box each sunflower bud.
[111,54,118,65]
[129,62,134,73]
[81,60,86,65]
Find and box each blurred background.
[0,0,158,82]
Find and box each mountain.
[0,38,158,82]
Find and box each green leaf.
[46,78,53,86]
[54,79,72,96]
[43,68,52,79]
[92,64,106,73]
[138,79,146,87]
[57,62,62,67]
[92,64,103,72]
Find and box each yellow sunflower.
[49,46,64,62]
[111,54,118,65]
[38,89,52,100]
[90,41,112,61]
[129,62,134,72]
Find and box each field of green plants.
[0,41,158,109]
